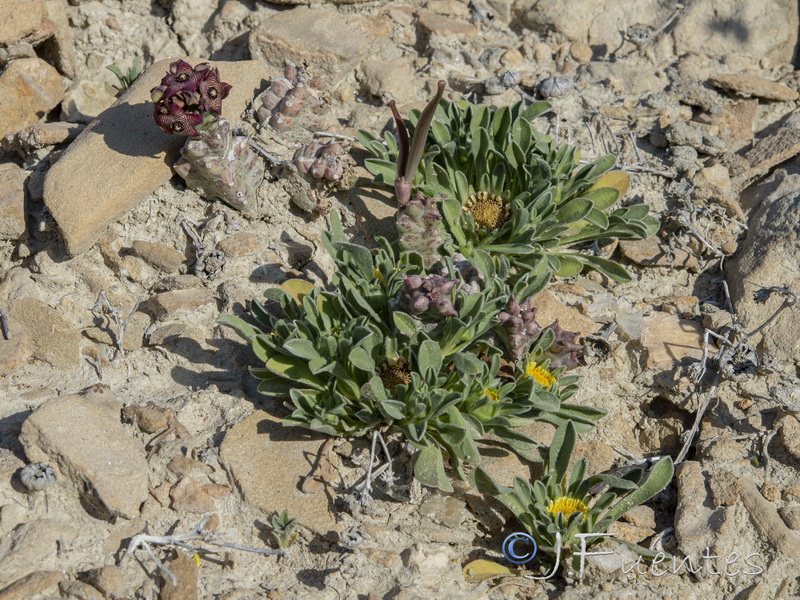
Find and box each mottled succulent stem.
[389,80,446,207]
[396,192,445,267]
[173,118,264,214]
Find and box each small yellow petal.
[525,363,556,387]
[192,553,201,567]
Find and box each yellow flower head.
[483,388,500,402]
[547,496,588,518]
[379,360,412,389]
[525,363,556,387]
[464,191,510,231]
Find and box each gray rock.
[727,167,800,370]
[665,121,726,156]
[43,58,271,256]
[20,393,149,520]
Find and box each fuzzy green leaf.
[415,445,453,491]
[417,340,443,378]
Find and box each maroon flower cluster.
[151,60,231,137]
[497,296,541,360]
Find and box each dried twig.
[122,513,286,585]
[91,292,139,362]
[312,131,356,143]
[675,371,722,464]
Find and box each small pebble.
[538,75,573,98]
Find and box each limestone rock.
[709,73,799,102]
[619,237,698,269]
[129,241,185,273]
[20,393,149,520]
[60,80,116,124]
[160,552,198,600]
[0,58,64,138]
[528,289,599,337]
[249,7,391,86]
[672,0,798,64]
[1,121,84,154]
[0,163,27,241]
[417,10,478,38]
[0,570,62,600]
[219,410,336,533]
[43,58,271,256]
[217,232,265,258]
[148,288,216,318]
[360,58,416,105]
[674,461,715,557]
[639,311,704,370]
[0,519,75,588]
[6,298,81,371]
[0,0,45,45]
[727,167,800,369]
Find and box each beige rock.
[148,288,216,318]
[360,58,417,104]
[674,461,715,557]
[122,402,169,433]
[130,240,185,273]
[672,0,798,63]
[639,311,704,370]
[160,552,198,600]
[619,237,698,269]
[169,478,216,513]
[739,476,800,559]
[167,456,212,478]
[43,58,271,256]
[709,469,740,506]
[0,314,33,376]
[82,566,127,599]
[217,232,266,258]
[528,289,599,337]
[59,581,103,600]
[735,128,800,187]
[148,322,193,346]
[60,80,116,124]
[779,505,800,530]
[727,167,800,369]
[6,298,81,370]
[709,73,799,102]
[0,520,75,588]
[418,10,477,37]
[0,449,25,479]
[1,121,84,154]
[779,414,800,463]
[249,8,391,86]
[0,570,62,600]
[620,505,656,530]
[20,394,149,520]
[42,0,78,78]
[708,100,757,152]
[570,42,593,62]
[0,0,45,45]
[0,164,27,241]
[220,410,336,533]
[0,58,64,139]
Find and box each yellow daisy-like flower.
[547,496,589,518]
[483,388,500,402]
[525,363,556,387]
[464,191,510,231]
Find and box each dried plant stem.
[91,292,139,362]
[675,371,722,464]
[122,513,286,585]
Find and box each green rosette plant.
[220,214,605,491]
[471,420,674,570]
[358,84,659,290]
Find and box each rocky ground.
[1,0,800,599]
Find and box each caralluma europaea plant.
[358,82,660,292]
[151,60,264,214]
